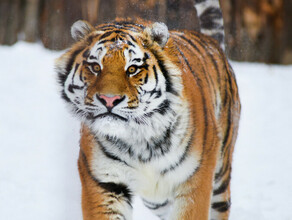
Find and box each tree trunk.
[0,0,23,45]
[24,0,40,42]
[221,0,285,63]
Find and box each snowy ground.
[0,42,291,220]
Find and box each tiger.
[55,0,240,219]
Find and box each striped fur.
[55,5,240,220]
[194,0,225,50]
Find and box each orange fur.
[56,19,240,220]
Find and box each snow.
[0,42,291,220]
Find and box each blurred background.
[1,0,292,64]
[1,0,292,220]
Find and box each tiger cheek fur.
[55,1,240,219]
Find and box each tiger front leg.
[170,160,216,220]
[78,151,132,220]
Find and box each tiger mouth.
[88,112,128,122]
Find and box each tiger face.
[56,20,183,139]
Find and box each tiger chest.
[91,140,200,202]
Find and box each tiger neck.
[88,101,190,164]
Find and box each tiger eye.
[128,65,137,74]
[91,63,101,73]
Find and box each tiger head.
[55,20,183,139]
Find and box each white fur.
[194,0,220,17]
[194,0,225,50]
[71,20,93,41]
[215,91,222,119]
[150,22,169,47]
[88,43,107,69]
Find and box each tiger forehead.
[84,30,146,64]
[94,29,141,50]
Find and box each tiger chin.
[55,0,240,219]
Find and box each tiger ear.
[145,22,169,48]
[71,20,94,41]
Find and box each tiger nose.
[97,94,124,108]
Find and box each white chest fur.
[89,99,200,204]
[91,138,201,204]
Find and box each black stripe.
[172,38,207,119]
[224,61,235,104]
[128,34,137,43]
[82,49,90,58]
[97,22,144,33]
[149,47,178,96]
[138,124,173,163]
[213,172,231,196]
[65,47,84,76]
[99,31,115,40]
[139,63,149,70]
[215,157,230,182]
[143,199,169,210]
[152,89,162,99]
[221,105,232,154]
[98,25,140,33]
[190,34,221,93]
[175,32,219,98]
[222,85,229,107]
[152,65,158,88]
[208,47,221,94]
[87,112,128,122]
[98,38,116,45]
[114,21,145,29]
[79,70,84,82]
[176,31,206,52]
[143,52,150,62]
[144,73,149,84]
[94,137,130,166]
[212,200,231,212]
[161,125,194,175]
[200,7,223,24]
[201,22,223,31]
[104,135,135,158]
[157,60,178,96]
[86,33,100,44]
[61,90,70,103]
[153,99,170,115]
[57,47,84,87]
[177,34,200,52]
[68,84,84,93]
[97,24,119,29]
[171,36,201,86]
[57,73,67,87]
[128,49,136,55]
[73,64,80,77]
[89,55,97,60]
[127,40,135,47]
[99,182,132,204]
[177,34,217,100]
[79,150,132,204]
[80,150,99,183]
[82,49,90,59]
[132,58,141,62]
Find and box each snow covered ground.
[0,42,291,220]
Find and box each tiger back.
[55,1,240,219]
